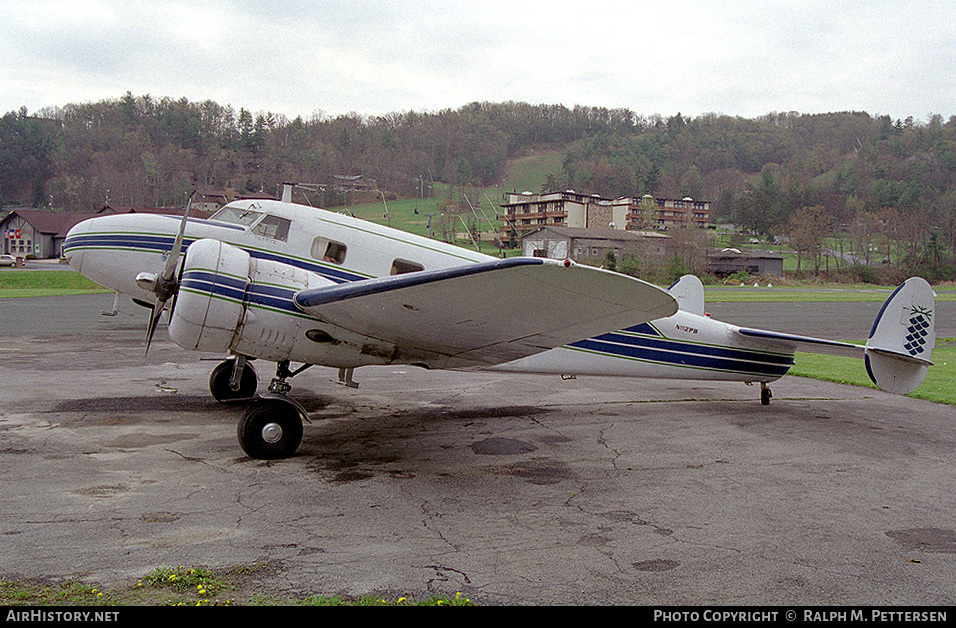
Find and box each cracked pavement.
[0,293,954,605]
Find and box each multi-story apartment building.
[623,195,711,231]
[498,191,709,244]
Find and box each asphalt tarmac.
[0,292,954,606]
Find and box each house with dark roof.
[187,188,276,213]
[0,205,209,259]
[520,225,671,263]
[1,208,98,259]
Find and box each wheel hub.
[261,422,283,444]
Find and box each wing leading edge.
[293,257,678,369]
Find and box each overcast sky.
[2,0,954,123]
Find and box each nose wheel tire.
[237,399,303,459]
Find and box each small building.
[1,208,98,259]
[520,226,671,264]
[707,249,784,277]
[331,174,377,192]
[188,188,275,213]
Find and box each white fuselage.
[64,200,793,384]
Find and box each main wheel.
[237,399,303,459]
[209,359,258,402]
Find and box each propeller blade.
[144,298,166,356]
[162,206,190,283]
[144,207,190,357]
[168,253,186,319]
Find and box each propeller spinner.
[135,208,190,355]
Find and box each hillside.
[2,98,955,280]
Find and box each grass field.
[0,269,109,297]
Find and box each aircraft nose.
[63,219,91,271]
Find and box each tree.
[737,168,784,236]
[849,210,881,266]
[0,110,58,205]
[788,205,831,275]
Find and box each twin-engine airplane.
[63,185,936,460]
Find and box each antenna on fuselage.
[280,182,324,207]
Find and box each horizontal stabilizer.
[293,257,678,369]
[735,328,865,358]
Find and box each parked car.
[0,254,16,267]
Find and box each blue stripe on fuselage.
[62,231,366,284]
[569,331,793,377]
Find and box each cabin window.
[210,206,262,226]
[390,259,424,275]
[310,238,348,264]
[252,215,291,241]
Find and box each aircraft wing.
[293,257,678,369]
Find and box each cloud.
[1,0,954,121]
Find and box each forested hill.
[2,95,956,259]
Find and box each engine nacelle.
[169,239,250,353]
[169,238,337,361]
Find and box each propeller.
[136,207,190,356]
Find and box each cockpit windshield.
[209,206,263,227]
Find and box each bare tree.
[788,205,831,275]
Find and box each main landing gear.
[237,397,304,460]
[208,356,258,402]
[208,357,313,460]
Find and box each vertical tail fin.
[864,277,935,394]
[668,274,705,316]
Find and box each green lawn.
[0,270,109,297]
